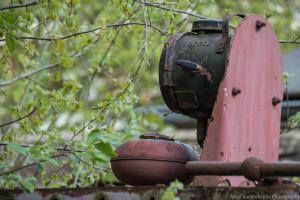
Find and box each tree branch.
[0,153,67,176]
[0,22,166,42]
[0,63,59,88]
[0,1,38,12]
[0,107,37,128]
[139,1,211,19]
[0,142,84,153]
[279,40,300,44]
[0,22,154,88]
[139,1,238,29]
[73,32,148,141]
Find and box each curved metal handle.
[175,60,200,73]
[216,13,246,53]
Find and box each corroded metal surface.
[159,20,230,120]
[1,186,300,200]
[111,134,197,185]
[198,14,283,186]
[186,157,300,181]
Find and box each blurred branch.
[279,40,300,44]
[0,1,38,11]
[72,152,109,171]
[139,1,210,19]
[0,142,84,153]
[0,63,59,88]
[0,22,166,42]
[139,1,238,29]
[0,107,37,128]
[91,44,146,111]
[86,29,122,105]
[72,27,148,141]
[0,22,156,88]
[0,153,67,176]
[176,0,200,27]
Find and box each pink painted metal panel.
[195,15,283,186]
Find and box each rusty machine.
[111,14,300,188]
[2,14,300,200]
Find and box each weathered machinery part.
[1,186,300,200]
[197,14,283,186]
[110,133,197,186]
[186,157,300,182]
[159,14,245,147]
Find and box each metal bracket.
[216,13,246,53]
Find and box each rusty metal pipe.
[185,161,242,176]
[260,162,300,177]
[185,157,300,181]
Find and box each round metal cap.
[139,133,174,141]
[192,19,223,32]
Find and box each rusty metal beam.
[186,157,300,181]
[185,161,242,176]
[0,185,300,200]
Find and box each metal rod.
[260,163,300,177]
[185,161,242,176]
[185,157,300,181]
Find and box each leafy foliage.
[162,180,184,200]
[0,0,299,193]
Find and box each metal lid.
[192,19,223,32]
[140,133,174,141]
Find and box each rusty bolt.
[256,20,266,31]
[240,157,263,181]
[232,87,241,96]
[272,97,281,106]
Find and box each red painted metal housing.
[196,15,283,186]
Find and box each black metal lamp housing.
[159,15,245,146]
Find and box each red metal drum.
[195,15,283,186]
[111,134,197,185]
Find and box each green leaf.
[95,141,116,158]
[162,180,183,200]
[36,163,44,173]
[7,143,28,155]
[5,13,17,25]
[29,146,41,158]
[8,173,21,182]
[44,157,61,167]
[87,129,102,144]
[61,56,74,68]
[20,177,36,193]
[5,35,15,53]
[87,151,109,163]
[162,190,175,200]
[17,26,31,34]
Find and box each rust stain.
[195,63,213,82]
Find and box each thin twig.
[0,107,37,128]
[71,118,97,141]
[72,152,109,171]
[0,153,67,176]
[139,1,238,29]
[87,27,123,104]
[53,160,71,174]
[279,40,300,44]
[140,1,211,19]
[0,22,166,42]
[86,9,141,105]
[73,34,147,140]
[0,142,84,153]
[91,48,145,111]
[0,1,38,11]
[0,63,59,88]
[176,0,200,27]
